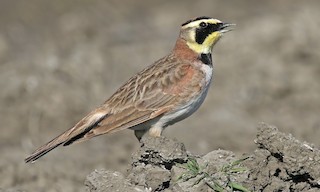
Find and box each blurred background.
[1,0,319,191]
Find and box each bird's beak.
[219,23,236,33]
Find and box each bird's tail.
[24,129,72,163]
[25,109,109,163]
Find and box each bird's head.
[179,16,234,54]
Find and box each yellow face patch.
[181,18,224,54]
[186,31,222,54]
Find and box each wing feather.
[25,55,203,163]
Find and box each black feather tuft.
[181,16,213,26]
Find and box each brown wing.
[25,55,203,163]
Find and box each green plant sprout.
[176,157,250,192]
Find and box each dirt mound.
[85,123,320,192]
[244,123,320,191]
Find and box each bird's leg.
[134,130,147,141]
[148,126,163,138]
[135,126,163,141]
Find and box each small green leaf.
[206,181,224,192]
[229,167,247,173]
[192,174,206,186]
[228,182,250,192]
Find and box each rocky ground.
[84,123,320,192]
[1,1,320,192]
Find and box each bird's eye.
[199,22,207,28]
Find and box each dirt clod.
[86,136,249,192]
[85,169,144,192]
[244,123,320,191]
[85,123,320,192]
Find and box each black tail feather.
[24,143,62,163]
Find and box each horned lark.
[25,16,234,163]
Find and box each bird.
[25,16,234,163]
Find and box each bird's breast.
[155,63,213,128]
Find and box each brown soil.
[1,1,320,192]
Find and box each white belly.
[154,63,213,128]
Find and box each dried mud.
[85,123,320,192]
